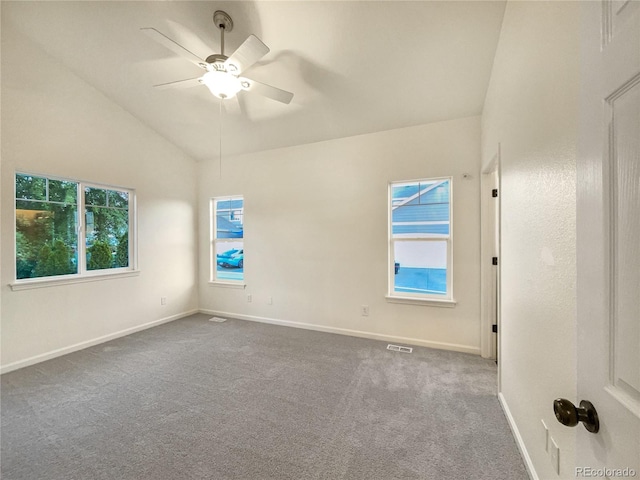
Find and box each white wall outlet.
[361,305,369,316]
[549,436,560,475]
[247,294,252,303]
[267,297,273,305]
[160,297,167,306]
[541,419,549,452]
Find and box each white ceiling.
[2,1,506,161]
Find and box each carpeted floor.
[1,313,528,480]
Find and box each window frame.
[209,195,245,287]
[12,171,138,290]
[387,176,455,305]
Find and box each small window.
[84,186,130,270]
[389,178,453,300]
[211,196,244,283]
[15,173,135,282]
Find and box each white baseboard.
[200,309,481,355]
[0,309,199,375]
[498,392,538,480]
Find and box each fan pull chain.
[219,98,223,179]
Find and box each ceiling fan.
[142,10,293,105]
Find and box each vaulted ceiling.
[2,1,506,161]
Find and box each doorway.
[481,148,501,370]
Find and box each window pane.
[216,198,244,239]
[108,190,129,208]
[392,180,450,237]
[393,241,447,295]
[16,199,78,279]
[85,205,129,270]
[15,174,47,200]
[215,241,244,281]
[49,180,77,203]
[85,187,107,206]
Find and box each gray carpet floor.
[1,313,528,480]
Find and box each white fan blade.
[165,20,213,61]
[224,35,269,74]
[223,96,242,115]
[153,77,203,90]
[141,27,206,68]
[240,77,294,104]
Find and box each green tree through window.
[85,186,129,270]
[15,174,78,279]
[15,173,134,281]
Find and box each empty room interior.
[2,1,639,479]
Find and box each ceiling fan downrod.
[213,10,233,57]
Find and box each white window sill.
[10,270,141,291]
[385,295,457,308]
[208,281,246,289]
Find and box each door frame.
[480,145,502,374]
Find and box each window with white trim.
[389,177,452,300]
[15,173,135,282]
[211,196,244,283]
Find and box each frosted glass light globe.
[202,71,242,99]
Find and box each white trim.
[605,385,640,419]
[0,309,198,374]
[208,281,246,289]
[10,270,141,291]
[385,295,457,307]
[388,177,454,302]
[14,171,137,282]
[498,393,538,480]
[210,196,244,283]
[480,148,501,360]
[392,221,450,226]
[199,309,477,354]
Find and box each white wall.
[482,2,579,478]
[199,116,482,353]
[1,21,199,370]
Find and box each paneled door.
[577,0,639,475]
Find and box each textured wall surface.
[1,21,199,369]
[481,1,579,478]
[199,116,483,353]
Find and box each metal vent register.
[387,344,413,353]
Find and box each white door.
[576,0,640,476]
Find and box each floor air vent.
[387,344,412,353]
[209,317,227,323]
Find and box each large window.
[15,173,135,283]
[211,196,244,283]
[389,178,452,300]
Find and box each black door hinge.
[492,324,498,333]
[492,189,498,198]
[492,257,498,266]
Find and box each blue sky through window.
[391,179,450,297]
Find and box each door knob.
[553,398,599,433]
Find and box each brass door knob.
[553,398,599,433]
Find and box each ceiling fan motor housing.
[205,54,228,67]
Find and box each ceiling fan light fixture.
[202,70,242,99]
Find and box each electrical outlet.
[247,294,252,303]
[541,419,549,452]
[160,297,167,306]
[267,297,273,305]
[549,436,560,475]
[361,305,369,316]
